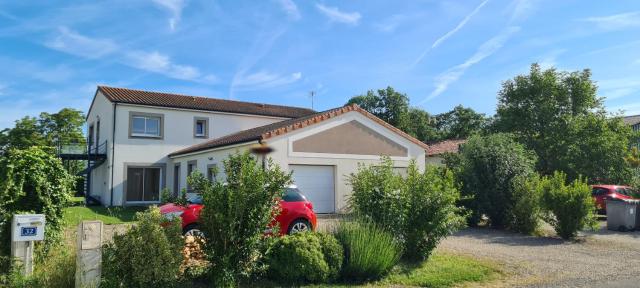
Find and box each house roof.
[426,139,467,156]
[96,86,316,119]
[169,104,430,157]
[623,115,640,126]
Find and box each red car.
[591,185,637,214]
[159,186,317,236]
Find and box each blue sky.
[1,0,639,129]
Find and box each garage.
[290,165,335,213]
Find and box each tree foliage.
[189,152,291,287]
[493,63,632,183]
[457,134,537,228]
[434,105,487,140]
[0,147,75,256]
[346,87,486,143]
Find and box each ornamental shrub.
[458,134,537,228]
[316,232,343,281]
[0,147,75,257]
[266,232,330,284]
[541,171,598,239]
[190,152,291,287]
[101,207,183,288]
[508,174,544,234]
[402,164,467,261]
[335,220,401,281]
[348,158,466,262]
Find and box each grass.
[63,206,146,228]
[379,252,501,287]
[267,251,502,288]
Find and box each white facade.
[86,91,287,206]
[86,89,428,211]
[169,111,427,213]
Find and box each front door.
[126,167,161,203]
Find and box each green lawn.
[290,252,502,288]
[378,252,501,287]
[63,206,146,228]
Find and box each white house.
[82,86,428,213]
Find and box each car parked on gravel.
[591,185,638,214]
[160,185,317,236]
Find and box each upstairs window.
[130,112,163,139]
[194,117,209,138]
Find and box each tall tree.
[435,105,487,140]
[0,116,47,151]
[494,63,632,183]
[347,86,410,128]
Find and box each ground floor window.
[126,167,161,202]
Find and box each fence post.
[75,220,103,288]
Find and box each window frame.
[187,160,197,192]
[123,163,166,204]
[129,111,164,139]
[193,117,209,138]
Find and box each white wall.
[110,104,284,205]
[86,92,114,203]
[426,156,445,166]
[170,111,427,213]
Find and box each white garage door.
[290,165,335,213]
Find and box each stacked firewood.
[180,236,209,275]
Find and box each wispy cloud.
[419,26,521,104]
[413,0,489,66]
[125,51,217,83]
[152,0,186,31]
[374,14,409,33]
[537,49,566,70]
[599,77,640,101]
[233,71,302,90]
[315,3,361,25]
[44,27,216,83]
[229,25,288,98]
[508,0,537,23]
[582,11,640,31]
[607,101,640,116]
[45,26,117,59]
[275,0,301,21]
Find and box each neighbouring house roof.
[95,86,316,119]
[169,104,430,157]
[623,115,640,126]
[426,139,467,156]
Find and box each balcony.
[58,140,107,161]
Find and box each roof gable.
[169,104,430,157]
[96,86,315,119]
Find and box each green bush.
[458,134,537,228]
[508,174,544,234]
[541,171,598,239]
[266,232,329,284]
[0,147,75,257]
[335,220,401,281]
[317,232,343,281]
[190,152,291,287]
[102,207,183,287]
[348,158,466,261]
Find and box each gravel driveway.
[437,221,640,287]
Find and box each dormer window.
[129,112,163,139]
[194,117,209,138]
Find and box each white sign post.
[11,214,46,276]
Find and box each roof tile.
[98,86,315,118]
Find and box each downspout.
[110,103,117,206]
